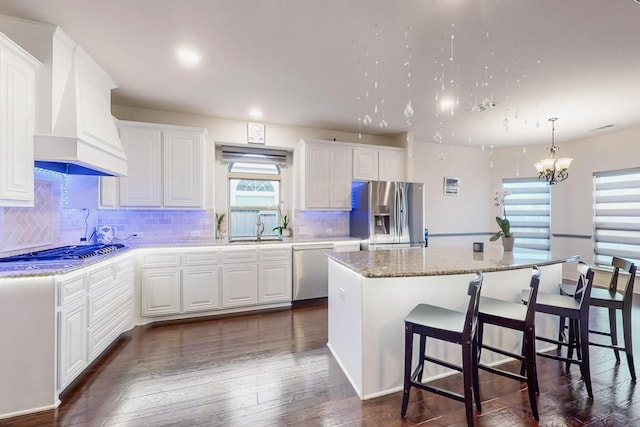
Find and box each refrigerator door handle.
[395,185,401,241]
[399,184,406,237]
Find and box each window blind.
[593,168,640,266]
[503,179,551,250]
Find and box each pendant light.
[535,118,573,185]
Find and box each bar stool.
[401,272,483,427]
[475,266,541,420]
[559,256,637,380]
[522,262,595,399]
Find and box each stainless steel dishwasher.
[292,243,334,301]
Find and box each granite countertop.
[0,236,361,279]
[327,245,579,278]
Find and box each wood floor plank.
[2,296,640,426]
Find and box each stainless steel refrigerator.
[350,180,425,249]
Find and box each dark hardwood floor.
[4,297,640,427]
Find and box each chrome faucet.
[256,214,265,240]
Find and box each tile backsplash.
[0,170,349,255]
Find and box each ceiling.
[1,0,639,148]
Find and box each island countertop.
[327,245,579,278]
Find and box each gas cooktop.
[0,243,125,262]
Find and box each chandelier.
[535,118,573,185]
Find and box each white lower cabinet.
[222,264,258,308]
[141,268,182,316]
[140,249,220,317]
[140,245,294,318]
[258,246,292,304]
[56,253,134,391]
[183,266,220,312]
[57,296,87,390]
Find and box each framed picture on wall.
[444,177,459,196]
[247,122,265,144]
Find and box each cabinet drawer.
[87,263,115,292]
[58,275,86,306]
[114,256,134,277]
[184,250,219,265]
[141,251,181,268]
[258,247,292,262]
[88,301,132,361]
[222,249,258,264]
[89,281,132,327]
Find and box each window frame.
[502,178,552,250]
[593,167,640,267]
[227,163,282,239]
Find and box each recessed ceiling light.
[249,109,263,119]
[177,49,200,67]
[440,98,455,111]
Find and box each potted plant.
[215,212,225,240]
[273,215,291,237]
[489,189,514,250]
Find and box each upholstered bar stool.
[475,266,541,420]
[522,262,595,399]
[560,256,637,380]
[401,272,483,427]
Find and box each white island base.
[328,258,564,400]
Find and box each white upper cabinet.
[297,139,353,210]
[118,124,162,207]
[0,33,40,207]
[101,121,208,210]
[353,146,405,182]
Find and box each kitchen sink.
[227,237,284,244]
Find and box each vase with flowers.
[489,189,514,250]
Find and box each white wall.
[491,124,640,266]
[411,141,492,247]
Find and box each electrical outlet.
[132,232,144,238]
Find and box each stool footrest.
[478,363,527,383]
[588,341,625,352]
[481,344,525,362]
[409,380,465,403]
[536,351,583,365]
[423,355,463,373]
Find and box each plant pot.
[502,236,515,251]
[282,228,292,237]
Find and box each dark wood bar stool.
[401,272,483,427]
[560,256,637,380]
[476,266,541,420]
[522,262,595,399]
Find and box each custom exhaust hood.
[0,15,127,176]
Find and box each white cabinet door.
[141,268,181,316]
[330,145,353,209]
[258,262,292,304]
[304,142,331,208]
[163,129,204,208]
[119,125,162,207]
[0,35,39,207]
[221,264,258,308]
[352,148,378,181]
[183,266,220,312]
[299,140,353,210]
[378,149,405,181]
[57,298,87,390]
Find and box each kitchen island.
[326,245,578,400]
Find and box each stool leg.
[608,307,620,362]
[558,315,566,353]
[622,303,636,380]
[401,323,413,417]
[578,317,593,399]
[566,319,576,372]
[524,326,539,420]
[461,337,476,427]
[417,335,427,382]
[471,331,482,412]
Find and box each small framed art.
[443,177,459,196]
[247,122,265,144]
